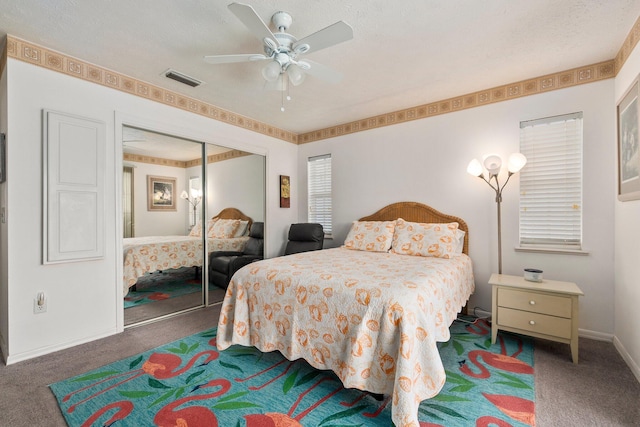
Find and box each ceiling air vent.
[164,69,203,87]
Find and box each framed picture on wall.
[147,175,177,211]
[617,75,640,201]
[280,175,290,208]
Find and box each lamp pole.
[467,153,527,275]
[493,176,503,275]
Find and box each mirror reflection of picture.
[147,175,177,211]
[280,175,290,208]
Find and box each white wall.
[1,58,298,363]
[297,80,616,337]
[204,154,265,223]
[131,162,190,237]
[614,46,640,379]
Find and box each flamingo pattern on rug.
[50,318,534,427]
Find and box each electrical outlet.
[34,292,47,314]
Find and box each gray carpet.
[1,306,638,426]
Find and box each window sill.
[514,246,589,256]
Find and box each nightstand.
[490,273,584,364]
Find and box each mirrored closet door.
[122,126,265,326]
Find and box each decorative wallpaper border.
[124,148,250,168]
[615,13,640,74]
[186,149,251,168]
[123,153,187,168]
[298,60,615,143]
[5,10,640,147]
[5,36,297,144]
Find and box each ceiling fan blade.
[228,2,278,47]
[298,59,343,84]
[203,54,267,64]
[293,21,353,55]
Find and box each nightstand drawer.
[497,287,572,318]
[497,307,572,339]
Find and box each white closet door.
[43,110,105,263]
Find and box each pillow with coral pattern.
[391,218,459,258]
[208,218,242,238]
[343,220,396,252]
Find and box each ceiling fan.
[203,2,353,91]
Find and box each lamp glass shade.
[261,61,281,82]
[287,64,306,86]
[180,190,189,200]
[467,159,483,177]
[483,155,502,175]
[507,153,527,173]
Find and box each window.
[308,154,332,237]
[519,112,583,249]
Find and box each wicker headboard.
[358,202,469,255]
[211,208,253,231]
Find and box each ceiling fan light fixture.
[262,60,282,82]
[287,64,305,86]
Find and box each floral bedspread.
[217,247,475,427]
[123,235,249,295]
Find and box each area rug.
[124,267,202,309]
[50,318,534,426]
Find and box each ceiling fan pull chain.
[281,77,286,112]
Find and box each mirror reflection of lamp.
[467,153,527,274]
[181,189,202,227]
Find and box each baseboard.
[578,328,613,341]
[613,336,640,384]
[4,327,118,365]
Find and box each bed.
[123,208,252,296]
[217,202,475,427]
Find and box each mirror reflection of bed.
[122,126,265,326]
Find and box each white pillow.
[233,220,250,237]
[391,218,459,259]
[343,220,396,252]
[454,229,466,254]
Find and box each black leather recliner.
[209,222,264,289]
[284,223,324,255]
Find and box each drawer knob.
[529,320,536,325]
[529,300,536,305]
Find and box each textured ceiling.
[2,0,640,135]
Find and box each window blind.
[308,154,332,236]
[519,112,583,248]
